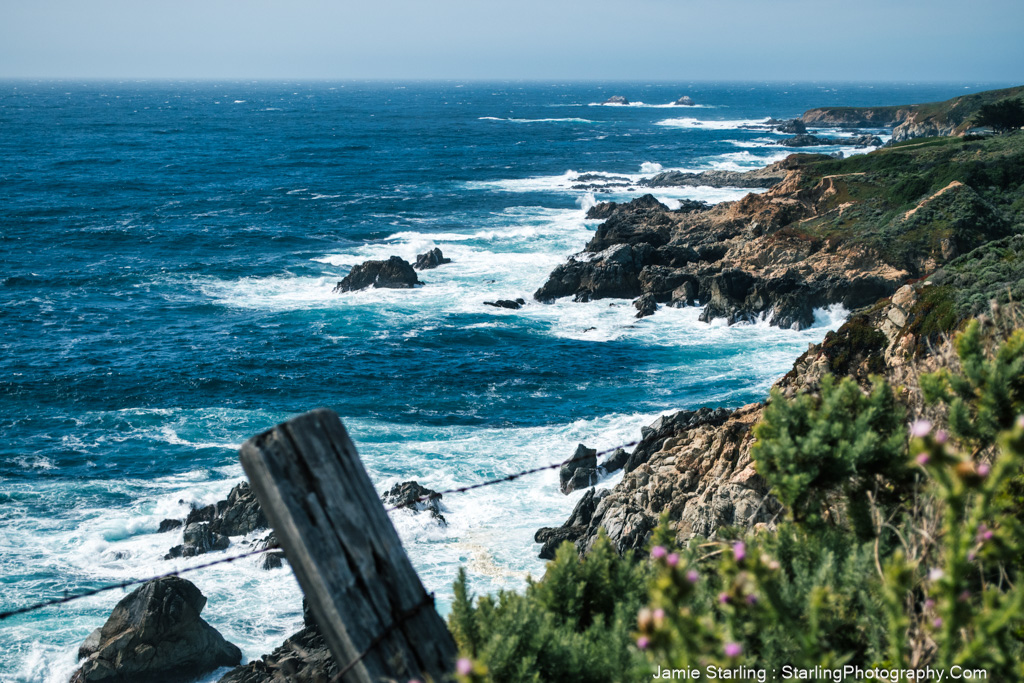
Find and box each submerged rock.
[414,247,451,270]
[483,298,525,310]
[333,256,420,292]
[633,293,658,319]
[382,480,447,525]
[72,577,241,683]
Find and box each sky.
[2,0,1023,82]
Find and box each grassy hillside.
[801,85,1024,132]
[782,133,1024,274]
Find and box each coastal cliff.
[800,85,1024,142]
[536,133,1019,329]
[537,129,1024,556]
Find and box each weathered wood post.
[239,408,456,682]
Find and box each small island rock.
[414,248,451,270]
[333,256,420,292]
[382,480,447,525]
[602,95,629,105]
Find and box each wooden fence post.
[239,408,456,682]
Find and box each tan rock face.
[551,282,945,555]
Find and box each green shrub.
[752,374,907,539]
[449,533,649,682]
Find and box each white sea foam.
[639,161,663,174]
[478,117,596,124]
[656,116,772,130]
[705,150,792,171]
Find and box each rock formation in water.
[71,577,241,683]
[602,95,629,105]
[382,480,447,525]
[333,256,420,292]
[414,248,451,270]
[778,133,883,148]
[165,482,268,560]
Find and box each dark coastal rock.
[641,168,786,189]
[535,489,610,559]
[585,202,619,220]
[669,280,699,307]
[209,482,267,537]
[697,269,758,325]
[333,256,420,292]
[585,198,673,252]
[584,193,670,223]
[773,118,807,135]
[157,519,182,533]
[72,577,241,683]
[779,133,883,148]
[602,95,629,105]
[218,624,336,683]
[639,267,698,302]
[534,243,650,303]
[414,247,451,270]
[534,526,587,560]
[166,523,230,560]
[167,482,268,560]
[484,298,525,310]
[257,532,285,571]
[633,293,657,319]
[599,448,630,475]
[382,480,447,525]
[674,96,696,106]
[559,444,598,495]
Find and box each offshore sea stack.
[333,255,420,292]
[71,577,241,683]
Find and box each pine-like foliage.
[448,533,649,682]
[921,319,1024,446]
[454,318,1024,682]
[752,375,908,539]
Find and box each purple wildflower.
[724,642,743,658]
[686,569,700,584]
[650,546,667,560]
[732,542,746,561]
[637,636,650,650]
[457,658,473,675]
[910,420,932,438]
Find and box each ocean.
[0,80,1000,681]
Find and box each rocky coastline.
[69,90,1024,680]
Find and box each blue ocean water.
[0,81,1005,680]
